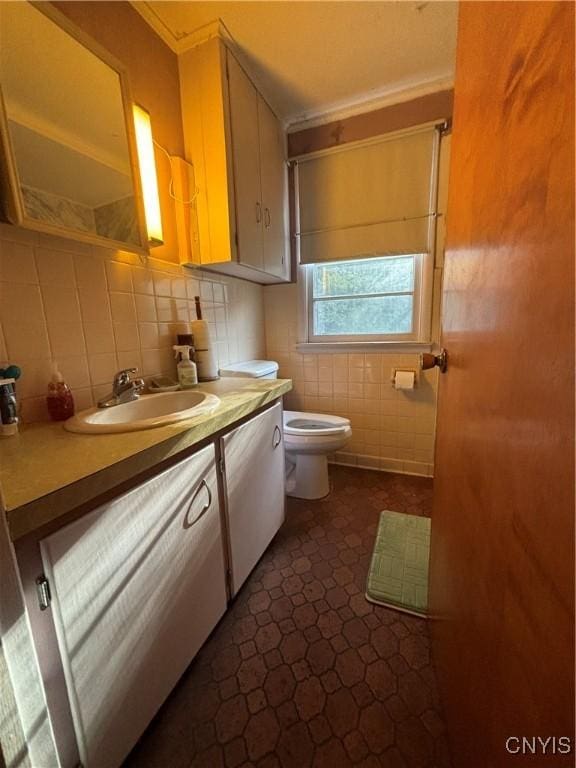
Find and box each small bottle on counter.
[47,362,75,421]
[0,378,18,437]
[173,345,198,388]
[176,333,196,364]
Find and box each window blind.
[295,124,440,265]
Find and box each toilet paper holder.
[390,368,417,388]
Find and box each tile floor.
[124,466,451,768]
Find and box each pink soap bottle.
[47,362,75,421]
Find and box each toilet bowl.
[219,360,352,500]
[283,411,352,500]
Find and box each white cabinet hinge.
[36,575,51,611]
[219,457,226,474]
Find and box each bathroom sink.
[64,391,221,434]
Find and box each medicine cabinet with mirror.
[0,1,149,254]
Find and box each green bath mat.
[366,510,431,617]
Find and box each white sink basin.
[65,391,221,434]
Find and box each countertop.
[1,378,291,541]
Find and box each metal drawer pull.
[264,207,271,228]
[255,202,262,223]
[272,425,282,449]
[184,479,212,529]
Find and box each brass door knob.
[420,349,448,373]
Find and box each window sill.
[295,341,433,354]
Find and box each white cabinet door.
[222,403,285,595]
[40,445,227,768]
[227,52,264,270]
[258,96,289,280]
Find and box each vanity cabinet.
[39,444,226,768]
[179,38,290,283]
[221,402,285,594]
[19,400,288,768]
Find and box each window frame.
[301,251,433,346]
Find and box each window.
[305,254,429,343]
[295,123,441,348]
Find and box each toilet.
[219,360,352,500]
[283,411,352,499]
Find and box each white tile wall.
[0,223,265,423]
[264,281,439,478]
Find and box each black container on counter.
[0,378,18,437]
[176,333,196,363]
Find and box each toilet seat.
[283,411,350,437]
[282,410,352,499]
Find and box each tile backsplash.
[0,222,265,423]
[264,283,438,477]
[0,225,438,477]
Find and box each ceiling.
[133,1,458,128]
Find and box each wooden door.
[222,403,285,595]
[40,445,227,768]
[258,95,289,279]
[429,3,574,767]
[227,52,264,270]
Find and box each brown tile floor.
[125,466,451,768]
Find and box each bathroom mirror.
[0,1,148,253]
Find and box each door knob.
[420,349,448,373]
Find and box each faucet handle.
[113,368,138,387]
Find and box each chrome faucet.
[98,368,145,408]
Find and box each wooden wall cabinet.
[179,38,290,284]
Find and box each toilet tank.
[219,360,279,379]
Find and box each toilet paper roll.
[191,319,210,349]
[195,349,219,381]
[191,320,219,381]
[394,370,415,390]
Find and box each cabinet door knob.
[264,207,271,229]
[184,479,212,529]
[255,202,262,223]
[272,425,282,449]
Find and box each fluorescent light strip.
[133,104,163,246]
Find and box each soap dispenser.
[47,362,75,421]
[173,345,198,388]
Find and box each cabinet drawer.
[40,444,227,768]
